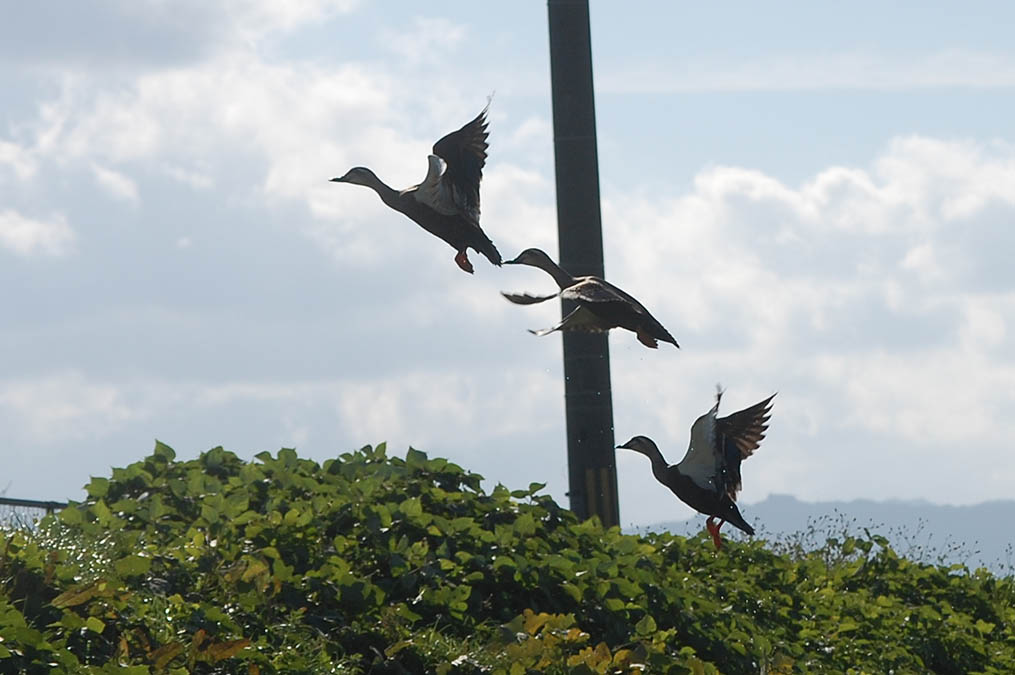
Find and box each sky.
[2,1,1014,529]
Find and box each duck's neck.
[534,257,576,290]
[360,172,401,211]
[643,445,672,487]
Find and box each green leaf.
[205,638,251,662]
[604,597,625,612]
[225,492,249,517]
[114,555,151,577]
[151,643,184,669]
[86,477,110,498]
[84,616,105,633]
[560,582,582,602]
[513,513,536,536]
[52,582,100,608]
[59,507,84,525]
[153,440,177,461]
[837,619,859,634]
[406,447,428,468]
[400,497,423,518]
[975,619,996,634]
[58,611,85,630]
[241,559,270,582]
[92,499,113,523]
[635,614,657,636]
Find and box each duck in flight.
[619,389,775,549]
[330,104,500,273]
[500,248,678,349]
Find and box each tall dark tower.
[546,0,619,526]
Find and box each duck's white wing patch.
[560,279,625,305]
[411,155,458,216]
[676,411,721,492]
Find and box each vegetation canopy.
[1,443,1013,673]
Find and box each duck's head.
[617,435,659,458]
[504,248,555,268]
[330,167,377,187]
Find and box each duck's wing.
[560,278,638,307]
[675,409,723,493]
[716,394,775,499]
[528,306,608,336]
[717,395,775,460]
[501,291,559,305]
[431,104,490,225]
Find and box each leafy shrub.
[1,443,1013,673]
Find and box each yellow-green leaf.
[206,638,251,662]
[152,642,184,669]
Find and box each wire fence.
[0,497,67,529]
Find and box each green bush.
[1,443,1013,673]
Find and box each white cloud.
[230,0,362,38]
[0,1,362,68]
[0,369,560,477]
[815,337,1015,449]
[47,54,396,217]
[335,369,558,445]
[0,373,134,442]
[0,209,74,256]
[91,163,140,203]
[0,140,37,180]
[163,163,214,190]
[379,17,467,66]
[900,242,944,282]
[874,137,1015,221]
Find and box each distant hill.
[647,493,1015,573]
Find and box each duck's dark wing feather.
[501,291,559,305]
[717,395,775,459]
[432,104,489,224]
[716,394,775,499]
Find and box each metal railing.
[0,496,67,528]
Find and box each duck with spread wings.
[619,389,775,549]
[501,247,678,349]
[330,103,500,273]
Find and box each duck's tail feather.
[473,231,501,267]
[720,501,755,536]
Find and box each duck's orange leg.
[706,517,724,550]
[455,250,474,274]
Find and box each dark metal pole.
[546,0,619,527]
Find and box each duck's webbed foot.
[455,250,474,274]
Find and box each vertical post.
[546,0,619,527]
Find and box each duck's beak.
[329,176,346,183]
[503,255,523,265]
